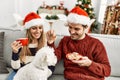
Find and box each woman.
[7,12,55,80]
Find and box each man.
[46,6,111,80]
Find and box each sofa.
[0,27,120,80]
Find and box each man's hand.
[46,29,56,44]
[72,56,92,67]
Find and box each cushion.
[53,60,64,74]
[0,32,9,73]
[90,34,120,76]
[2,29,25,67]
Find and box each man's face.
[68,23,86,40]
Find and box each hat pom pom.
[88,19,95,27]
[85,19,95,33]
[13,13,23,26]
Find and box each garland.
[45,15,59,20]
[37,5,69,16]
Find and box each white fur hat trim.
[67,13,90,26]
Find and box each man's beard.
[70,33,83,40]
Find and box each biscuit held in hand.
[66,52,82,60]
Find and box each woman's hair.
[19,26,46,62]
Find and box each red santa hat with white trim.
[67,6,95,27]
[23,12,44,29]
[13,12,44,30]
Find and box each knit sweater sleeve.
[11,48,21,71]
[47,37,65,61]
[55,37,65,61]
[12,48,21,60]
[88,40,111,77]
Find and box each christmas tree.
[76,0,98,33]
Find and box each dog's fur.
[13,46,57,80]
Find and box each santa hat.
[67,6,94,27]
[23,12,45,29]
[13,12,44,30]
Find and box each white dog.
[13,46,57,80]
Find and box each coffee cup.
[16,38,28,46]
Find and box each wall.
[0,0,116,29]
[0,0,15,28]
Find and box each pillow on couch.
[0,32,9,73]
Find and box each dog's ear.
[33,46,57,67]
[47,55,57,66]
[32,47,48,67]
[41,54,47,62]
[46,48,57,66]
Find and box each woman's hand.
[46,29,56,44]
[11,41,22,53]
[72,56,92,67]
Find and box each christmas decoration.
[36,1,68,29]
[101,5,120,35]
[76,0,98,33]
[76,0,94,19]
[37,1,69,16]
[45,15,59,20]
